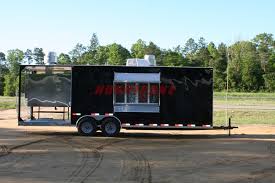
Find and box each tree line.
[0,33,275,96]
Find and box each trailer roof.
[20,64,213,70]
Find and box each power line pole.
[226,47,230,125]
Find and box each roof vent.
[126,55,156,66]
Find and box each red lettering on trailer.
[126,84,137,94]
[94,85,105,95]
[160,85,167,95]
[139,84,148,101]
[168,83,176,96]
[93,84,176,96]
[115,85,125,95]
[150,84,159,95]
[104,85,113,95]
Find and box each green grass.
[214,110,275,126]
[214,91,275,98]
[214,92,275,105]
[0,96,16,110]
[214,92,275,125]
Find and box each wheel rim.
[81,121,93,134]
[105,121,117,135]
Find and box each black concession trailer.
[17,65,236,136]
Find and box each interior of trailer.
[18,65,72,126]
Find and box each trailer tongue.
[17,60,237,136]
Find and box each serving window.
[138,83,148,103]
[149,84,159,103]
[114,83,159,104]
[113,72,160,113]
[114,83,125,103]
[127,83,137,103]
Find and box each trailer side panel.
[71,66,213,126]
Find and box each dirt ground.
[0,109,275,183]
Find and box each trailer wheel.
[77,118,97,136]
[101,118,121,137]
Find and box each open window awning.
[114,72,160,83]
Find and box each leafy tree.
[24,49,33,64]
[6,49,24,73]
[94,46,109,65]
[183,38,198,55]
[33,48,45,64]
[193,38,211,67]
[0,52,7,74]
[162,49,186,66]
[266,52,275,72]
[107,43,130,65]
[4,49,24,96]
[198,37,207,49]
[228,41,263,91]
[69,43,87,63]
[228,42,243,90]
[212,43,228,90]
[89,33,99,51]
[207,42,219,63]
[173,45,182,53]
[3,74,17,96]
[262,51,275,90]
[0,52,5,64]
[263,73,275,91]
[77,51,96,65]
[0,52,7,95]
[57,53,71,64]
[145,41,162,65]
[253,33,274,72]
[183,38,199,66]
[131,39,146,58]
[72,33,101,65]
[0,77,4,95]
[207,42,230,91]
[217,43,228,72]
[3,32,275,93]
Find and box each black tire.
[101,117,121,137]
[77,118,97,136]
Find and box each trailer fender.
[76,115,97,127]
[76,115,121,127]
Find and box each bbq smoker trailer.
[17,64,236,136]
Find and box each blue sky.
[0,0,274,54]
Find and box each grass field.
[0,96,16,110]
[214,92,275,125]
[1,93,275,125]
[214,92,275,105]
[214,110,275,125]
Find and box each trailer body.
[71,66,213,126]
[17,64,234,136]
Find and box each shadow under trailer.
[17,63,237,136]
